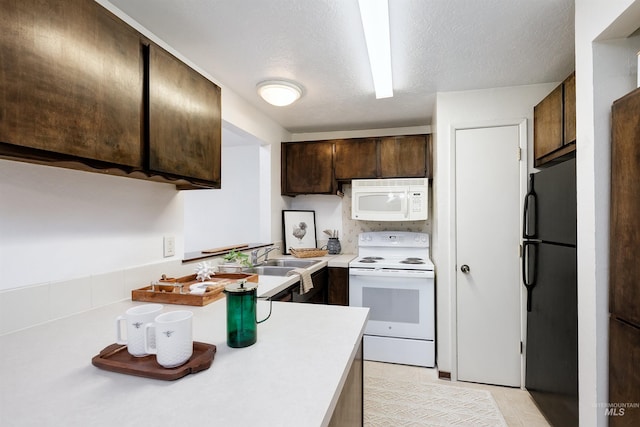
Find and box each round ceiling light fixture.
[257,80,303,107]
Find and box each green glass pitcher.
[224,280,272,348]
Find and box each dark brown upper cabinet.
[334,138,378,180]
[335,135,431,181]
[379,135,430,178]
[281,134,432,196]
[148,45,221,187]
[282,140,335,196]
[0,0,143,167]
[0,0,221,189]
[534,72,576,167]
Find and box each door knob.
[461,264,470,273]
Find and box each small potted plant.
[219,249,251,273]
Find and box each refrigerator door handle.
[523,174,537,239]
[522,240,538,312]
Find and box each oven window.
[362,287,419,324]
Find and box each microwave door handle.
[405,190,410,219]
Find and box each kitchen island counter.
[0,298,368,426]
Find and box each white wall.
[432,83,559,377]
[183,127,262,253]
[0,160,183,290]
[574,1,640,424]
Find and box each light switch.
[163,236,176,257]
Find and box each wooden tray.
[132,273,258,306]
[92,342,216,381]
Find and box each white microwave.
[351,178,429,221]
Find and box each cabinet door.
[534,84,563,162]
[609,318,640,426]
[0,0,143,166]
[282,141,334,195]
[610,87,640,325]
[292,267,328,303]
[328,267,349,306]
[334,138,377,180]
[563,73,576,145]
[271,287,293,302]
[148,45,221,186]
[379,135,428,177]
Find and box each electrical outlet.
[163,236,175,257]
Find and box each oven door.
[349,268,434,340]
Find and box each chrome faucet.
[251,246,281,266]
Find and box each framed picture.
[282,210,317,254]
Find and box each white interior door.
[455,124,522,387]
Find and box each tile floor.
[364,361,551,426]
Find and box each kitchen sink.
[242,266,297,276]
[262,259,321,268]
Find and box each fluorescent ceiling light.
[358,0,393,99]
[257,80,303,106]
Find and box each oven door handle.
[349,268,434,279]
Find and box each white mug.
[144,310,193,368]
[115,304,164,357]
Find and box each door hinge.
[520,341,523,354]
[517,148,522,161]
[519,244,522,257]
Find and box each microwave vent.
[352,178,428,188]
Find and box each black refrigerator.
[522,157,578,426]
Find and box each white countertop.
[0,296,368,426]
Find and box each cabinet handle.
[460,265,470,274]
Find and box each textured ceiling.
[106,0,575,134]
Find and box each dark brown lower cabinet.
[267,265,353,308]
[270,287,293,302]
[328,267,349,306]
[292,267,328,303]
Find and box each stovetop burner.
[358,256,384,264]
[401,257,426,264]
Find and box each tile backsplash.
[339,185,432,254]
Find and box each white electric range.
[349,231,435,367]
